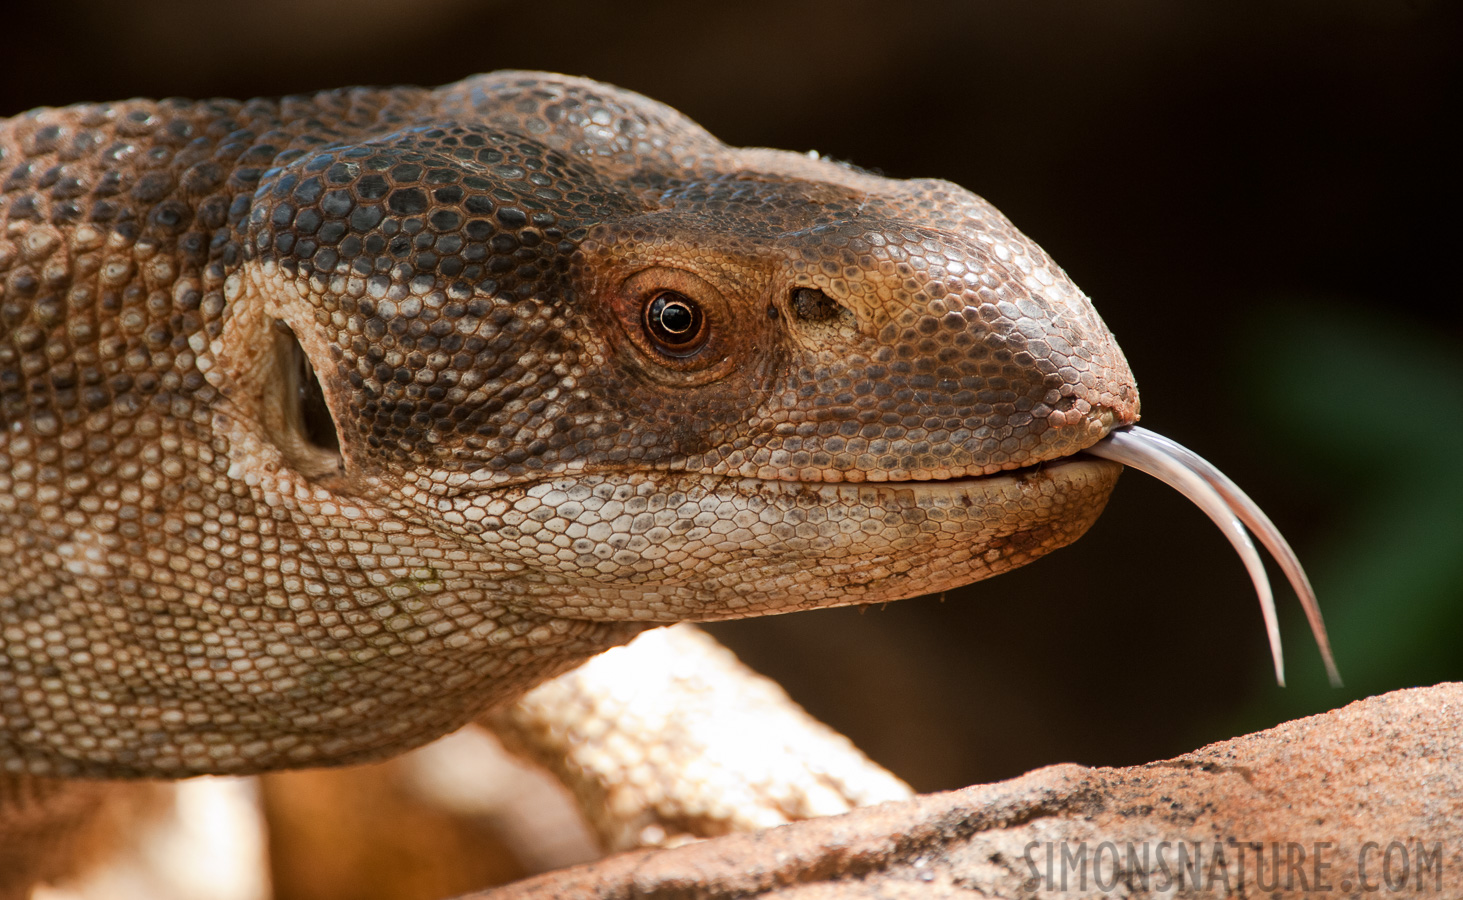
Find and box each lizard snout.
[752,214,1140,483]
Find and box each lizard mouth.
[863,454,1105,489]
[1081,426,1341,688]
[840,428,1339,690]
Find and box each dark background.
[5,0,1458,793]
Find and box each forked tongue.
[1085,425,1342,688]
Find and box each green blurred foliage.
[1224,298,1463,738]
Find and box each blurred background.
[5,0,1459,892]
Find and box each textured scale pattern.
[0,72,1138,779]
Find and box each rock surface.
[469,683,1463,899]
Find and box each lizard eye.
[611,266,735,382]
[642,291,707,355]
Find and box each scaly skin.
[0,73,1134,793]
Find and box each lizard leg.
[0,776,116,899]
[0,777,267,900]
[482,624,912,852]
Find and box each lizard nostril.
[789,287,851,326]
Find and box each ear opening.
[270,320,345,480]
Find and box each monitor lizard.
[0,71,1334,894]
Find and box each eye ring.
[642,290,708,355]
[612,266,732,380]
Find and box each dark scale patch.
[388,188,428,215]
[245,121,666,467]
[2,87,473,482]
[349,205,384,231]
[356,174,389,200]
[320,190,353,217]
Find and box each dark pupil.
[646,292,702,347]
[658,301,694,334]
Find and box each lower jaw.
[674,456,1125,618]
[464,457,1125,623]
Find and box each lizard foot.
[484,624,913,851]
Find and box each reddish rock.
[470,683,1463,899]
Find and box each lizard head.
[236,72,1138,624]
[0,72,1333,779]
